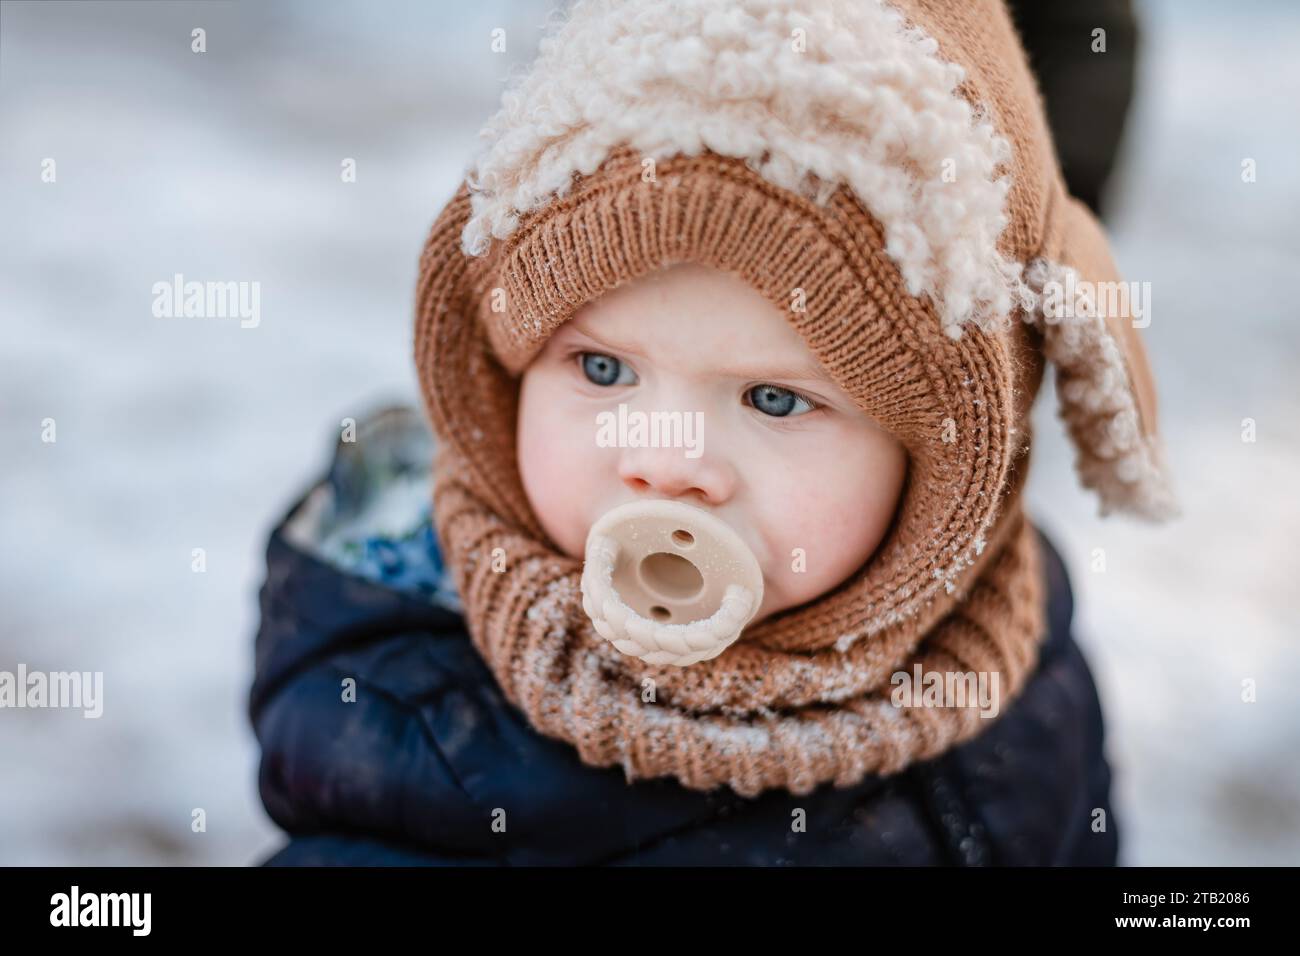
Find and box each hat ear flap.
[1024,192,1179,521]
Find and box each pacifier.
[580,499,764,667]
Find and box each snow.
[0,0,545,866]
[1021,0,1300,866]
[1,0,1297,865]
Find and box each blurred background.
[1,0,1297,865]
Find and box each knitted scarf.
[432,465,1043,797]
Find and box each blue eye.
[747,384,816,418]
[580,352,635,386]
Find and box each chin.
[550,518,588,562]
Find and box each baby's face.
[516,262,907,625]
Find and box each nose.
[617,444,736,506]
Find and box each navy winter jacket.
[248,410,1120,866]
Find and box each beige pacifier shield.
[581,499,764,667]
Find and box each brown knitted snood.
[415,148,1048,797]
[413,0,1175,798]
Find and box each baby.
[250,0,1174,866]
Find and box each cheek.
[756,426,906,594]
[516,369,600,558]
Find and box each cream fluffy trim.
[460,0,1032,337]
[1023,258,1179,522]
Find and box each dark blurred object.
[1007,0,1139,220]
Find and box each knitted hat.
[414,0,1175,796]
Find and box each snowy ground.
[1,0,1297,865]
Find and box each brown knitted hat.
[414,0,1175,796]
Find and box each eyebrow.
[562,323,646,358]
[562,324,837,386]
